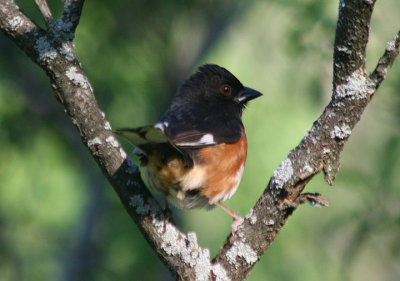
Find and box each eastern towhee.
[116,64,262,232]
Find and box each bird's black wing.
[159,116,243,149]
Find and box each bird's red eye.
[220,85,231,95]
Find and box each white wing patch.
[154,122,165,132]
[200,134,215,144]
[176,133,216,147]
[154,121,170,132]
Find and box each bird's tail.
[115,126,193,167]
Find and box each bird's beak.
[235,87,263,104]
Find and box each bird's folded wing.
[166,119,243,149]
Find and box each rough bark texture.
[1,0,399,280]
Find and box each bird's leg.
[163,195,174,217]
[163,195,170,212]
[162,195,173,233]
[215,202,243,233]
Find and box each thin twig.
[61,0,85,35]
[369,30,400,88]
[34,0,53,28]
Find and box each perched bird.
[116,64,262,232]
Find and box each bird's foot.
[231,214,244,234]
[215,202,243,235]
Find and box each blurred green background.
[1,1,399,280]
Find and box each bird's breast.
[193,130,247,204]
[146,129,248,209]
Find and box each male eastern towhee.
[116,64,262,232]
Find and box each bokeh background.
[1,1,399,280]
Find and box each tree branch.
[214,1,400,280]
[60,0,85,35]
[34,0,53,27]
[0,1,211,279]
[369,30,400,88]
[1,0,399,280]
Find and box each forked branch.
[0,0,399,280]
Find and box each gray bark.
[0,0,399,280]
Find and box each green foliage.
[1,1,399,280]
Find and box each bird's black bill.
[235,87,263,104]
